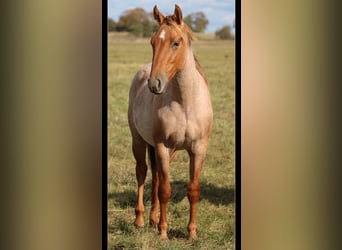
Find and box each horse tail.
[148,145,177,168]
[148,145,156,170]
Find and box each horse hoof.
[149,216,159,227]
[188,232,197,241]
[133,219,145,228]
[160,233,169,241]
[149,221,158,228]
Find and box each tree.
[183,15,192,29]
[215,25,233,40]
[108,18,116,32]
[184,12,208,32]
[116,8,155,37]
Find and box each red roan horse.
[128,4,213,240]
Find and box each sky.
[108,0,235,33]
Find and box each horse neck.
[172,48,201,105]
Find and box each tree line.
[108,7,234,40]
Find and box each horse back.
[129,63,151,101]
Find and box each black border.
[103,0,108,249]
[235,0,241,249]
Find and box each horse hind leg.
[148,145,160,227]
[132,136,148,228]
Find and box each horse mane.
[194,56,208,85]
[161,17,208,85]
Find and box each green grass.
[108,32,235,249]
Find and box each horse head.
[148,5,194,94]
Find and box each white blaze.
[159,29,166,40]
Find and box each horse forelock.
[159,16,196,46]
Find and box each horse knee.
[187,183,200,203]
[158,186,171,203]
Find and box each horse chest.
[156,104,202,148]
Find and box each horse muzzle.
[148,77,164,95]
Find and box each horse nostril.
[147,78,163,94]
[156,79,161,91]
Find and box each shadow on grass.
[168,228,188,239]
[108,218,135,234]
[172,180,234,206]
[108,190,136,209]
[108,180,234,208]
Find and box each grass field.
[108,32,235,249]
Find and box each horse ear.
[174,4,183,24]
[153,5,164,25]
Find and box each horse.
[128,4,213,240]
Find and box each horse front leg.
[187,151,206,240]
[155,143,171,240]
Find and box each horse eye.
[172,40,180,48]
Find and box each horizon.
[108,0,235,34]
